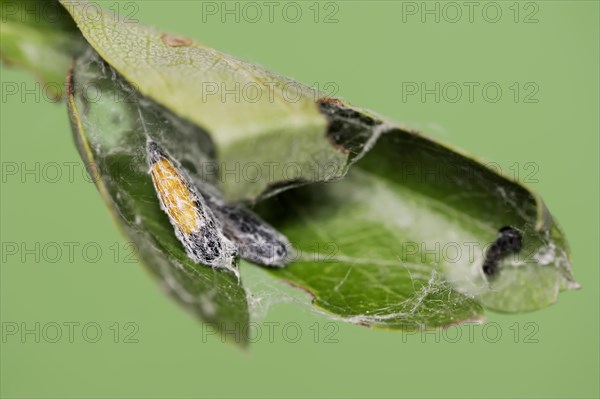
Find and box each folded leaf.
[48,1,579,331]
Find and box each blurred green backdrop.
[1,1,598,398]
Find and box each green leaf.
[59,0,350,202]
[255,101,578,328]
[0,0,85,98]
[52,0,578,330]
[66,47,249,345]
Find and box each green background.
[1,1,598,398]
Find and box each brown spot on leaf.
[161,34,193,48]
[0,52,15,67]
[318,97,344,106]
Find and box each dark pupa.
[483,226,523,277]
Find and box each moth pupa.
[203,195,294,268]
[146,140,238,276]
